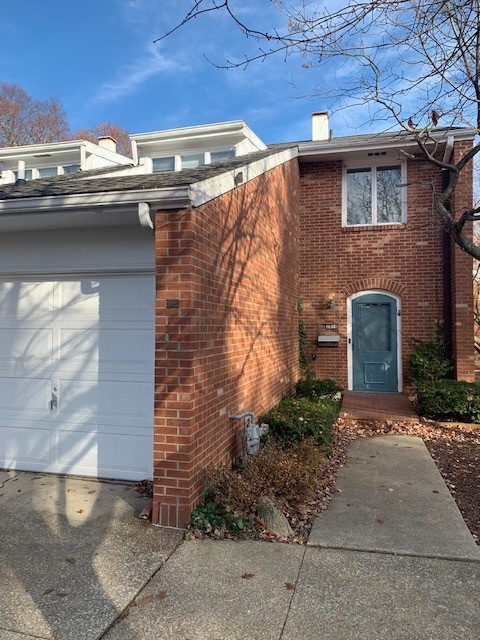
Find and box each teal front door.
[352,293,398,392]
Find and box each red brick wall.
[298,156,449,387]
[153,159,300,527]
[450,140,475,381]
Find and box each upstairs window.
[38,167,57,178]
[210,149,235,162]
[63,164,80,174]
[12,169,33,181]
[181,153,205,170]
[344,164,405,226]
[152,156,175,173]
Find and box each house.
[0,137,132,184]
[0,114,474,528]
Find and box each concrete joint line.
[97,537,184,640]
[279,546,308,639]
[309,543,480,564]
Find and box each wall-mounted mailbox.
[317,335,340,347]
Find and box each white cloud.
[93,43,189,104]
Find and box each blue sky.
[1,0,379,144]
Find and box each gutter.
[441,136,455,361]
[0,186,191,215]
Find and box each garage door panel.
[0,280,55,316]
[0,328,53,363]
[0,376,52,414]
[0,424,51,467]
[57,429,152,479]
[58,277,153,315]
[58,378,153,425]
[58,328,153,372]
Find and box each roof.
[0,145,294,201]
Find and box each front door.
[352,293,398,392]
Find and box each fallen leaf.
[65,557,76,565]
[83,486,91,490]
[137,595,153,606]
[67,488,76,493]
[241,573,255,579]
[155,591,167,601]
[76,509,84,514]
[43,587,54,595]
[376,518,385,524]
[432,490,439,494]
[285,582,296,590]
[56,592,68,598]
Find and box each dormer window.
[63,164,80,174]
[38,167,57,178]
[13,169,33,181]
[152,156,175,173]
[151,148,236,174]
[181,153,205,170]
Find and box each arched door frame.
[346,289,403,392]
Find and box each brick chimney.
[97,136,117,153]
[312,112,329,141]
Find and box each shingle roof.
[0,145,295,200]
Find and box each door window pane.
[347,168,372,225]
[377,166,402,223]
[357,303,391,352]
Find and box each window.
[345,164,404,226]
[181,153,205,170]
[13,169,33,181]
[38,167,57,178]
[152,156,175,173]
[63,164,80,174]
[210,149,235,162]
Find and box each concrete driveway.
[0,470,183,640]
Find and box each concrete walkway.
[3,437,479,639]
[103,436,480,640]
[341,391,418,421]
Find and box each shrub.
[260,396,338,448]
[202,438,327,517]
[416,380,480,423]
[295,377,342,400]
[410,337,452,381]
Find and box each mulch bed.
[137,417,479,546]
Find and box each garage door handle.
[50,392,57,411]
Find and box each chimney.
[312,112,329,141]
[97,136,117,153]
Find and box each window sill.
[341,223,407,233]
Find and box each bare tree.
[0,83,70,146]
[158,0,480,258]
[73,121,132,157]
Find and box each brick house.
[0,115,474,527]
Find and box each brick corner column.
[152,208,198,528]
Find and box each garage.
[0,223,155,481]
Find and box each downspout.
[442,136,454,360]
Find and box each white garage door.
[0,273,154,480]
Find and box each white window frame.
[342,159,407,227]
[150,147,236,174]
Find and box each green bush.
[295,377,342,400]
[416,380,480,423]
[410,338,452,381]
[260,396,338,448]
